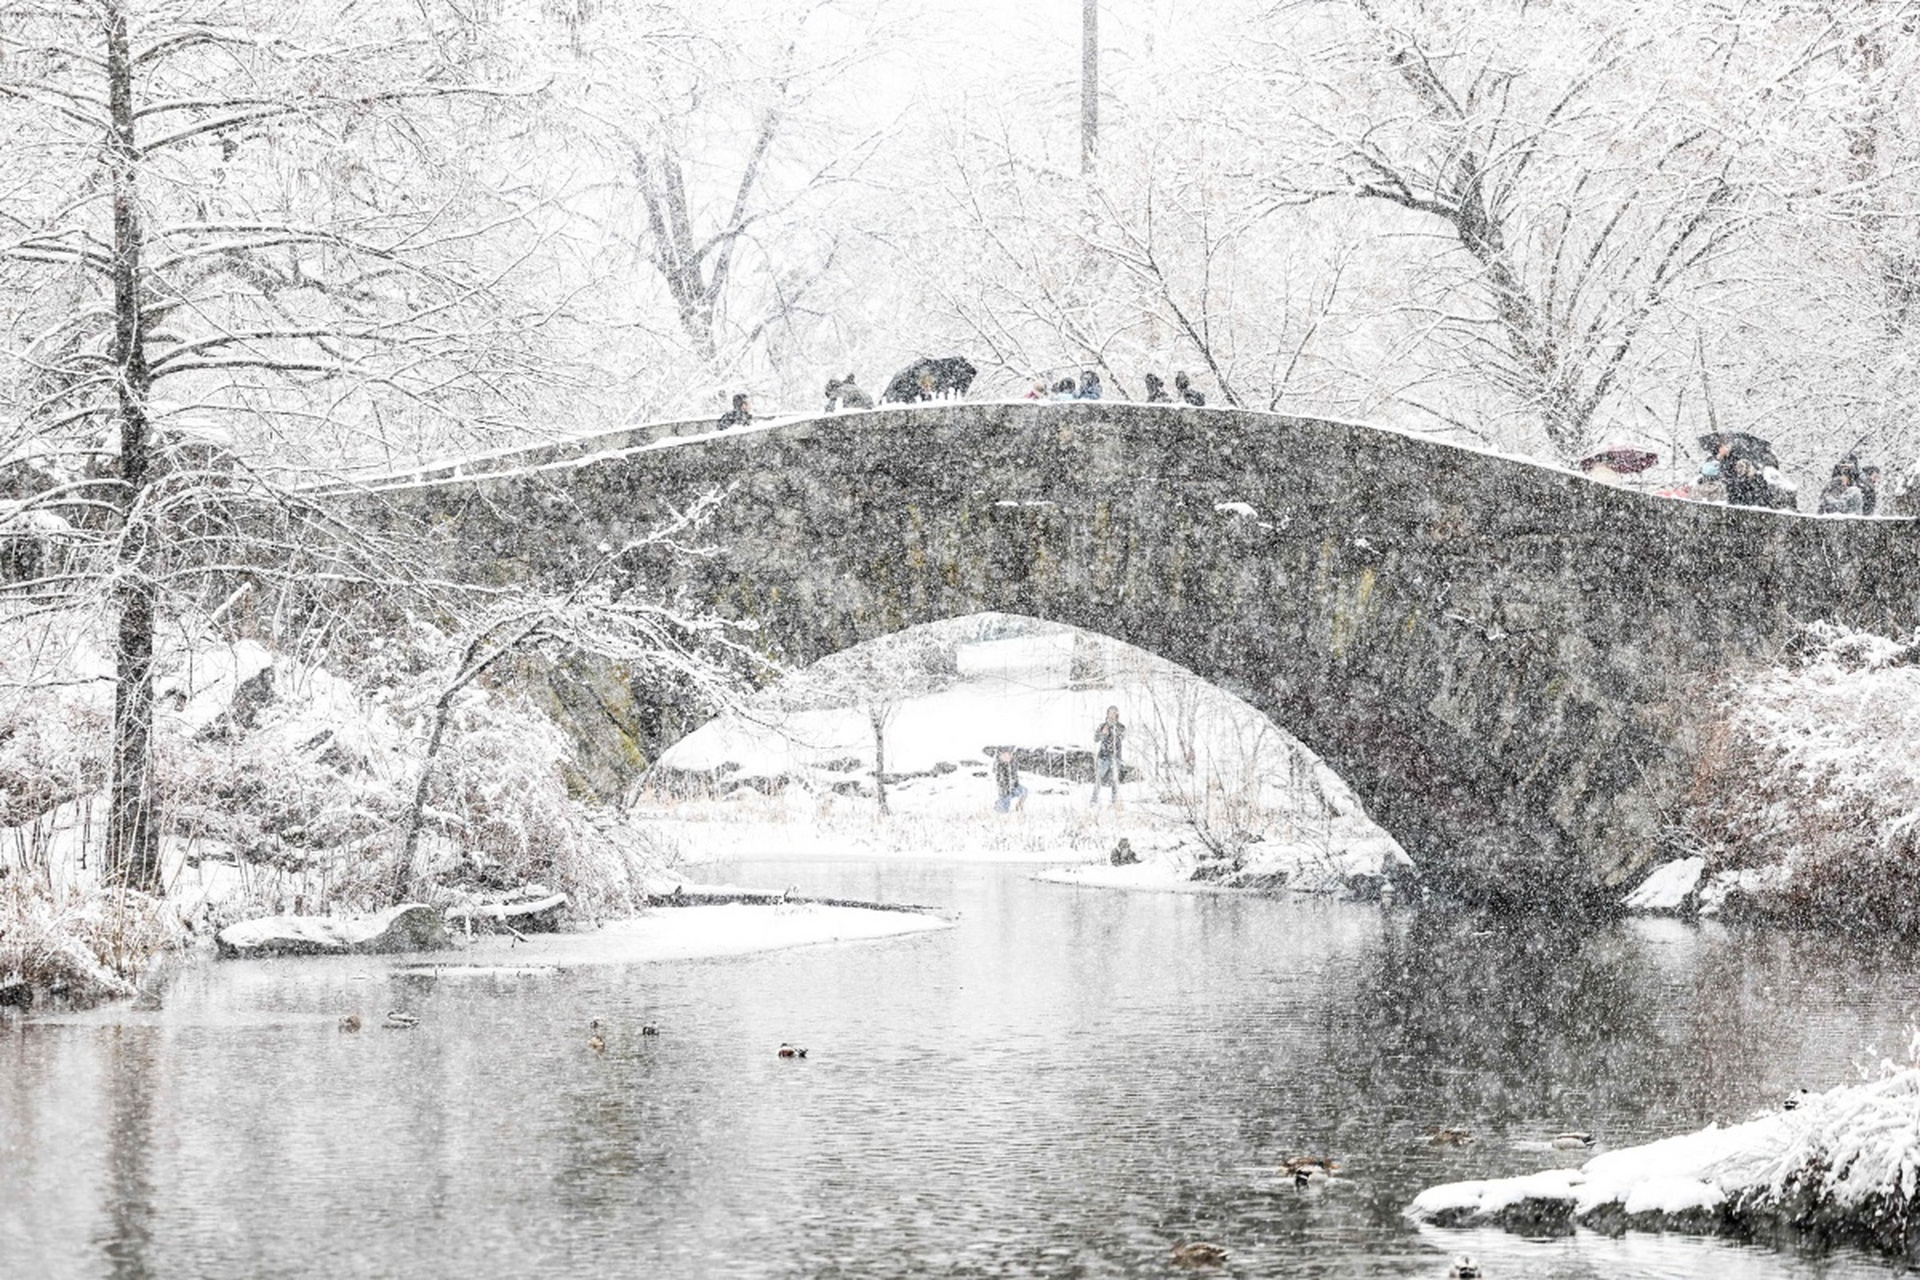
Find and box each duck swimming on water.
[1551,1131,1595,1150]
[383,1009,419,1029]
[1283,1155,1341,1186]
[1423,1126,1472,1145]
[777,1042,807,1059]
[1169,1241,1228,1268]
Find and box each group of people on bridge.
[1586,431,1896,516]
[714,356,1213,429]
[1689,433,1888,515]
[1816,455,1884,516]
[1023,369,1206,406]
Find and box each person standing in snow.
[1174,371,1205,406]
[1090,706,1124,808]
[993,748,1028,814]
[717,392,754,429]
[1049,377,1079,401]
[1077,369,1104,400]
[1143,373,1172,403]
[1862,464,1883,516]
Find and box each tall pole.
[1081,0,1097,174]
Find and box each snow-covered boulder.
[215,903,449,958]
[1409,1070,1920,1259]
[1623,856,1705,913]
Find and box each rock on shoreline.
[215,903,449,958]
[1407,1070,1920,1260]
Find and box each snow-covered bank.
[0,880,185,1005]
[1630,622,1920,927]
[1408,1070,1920,1259]
[449,901,949,967]
[0,615,682,1007]
[1033,833,1408,895]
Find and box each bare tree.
[541,0,892,390]
[764,628,959,816]
[392,496,756,898]
[0,0,557,889]
[1269,3,1754,458]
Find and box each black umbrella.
[1698,431,1776,467]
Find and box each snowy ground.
[1409,1067,1920,1256]
[646,620,1409,895]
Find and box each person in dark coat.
[1819,463,1864,515]
[825,374,873,412]
[1861,464,1882,516]
[1723,457,1770,508]
[1077,369,1103,400]
[1090,706,1124,807]
[1174,371,1205,406]
[1143,373,1171,403]
[1048,376,1078,401]
[717,393,753,429]
[880,356,977,404]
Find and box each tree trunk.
[1080,0,1098,174]
[870,707,890,816]
[393,618,545,901]
[105,0,160,891]
[394,690,457,902]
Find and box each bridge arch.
[371,401,1920,910]
[645,612,1391,862]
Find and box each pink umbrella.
[1578,442,1659,475]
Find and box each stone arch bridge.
[361,402,1920,910]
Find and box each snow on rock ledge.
[215,903,450,958]
[1623,856,1705,913]
[1408,1071,1920,1258]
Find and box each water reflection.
[100,1027,157,1280]
[1,860,1913,1278]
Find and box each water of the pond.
[3,858,1916,1279]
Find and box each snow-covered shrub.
[164,713,404,876]
[1682,622,1920,927]
[0,641,109,840]
[390,685,650,919]
[0,879,185,1004]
